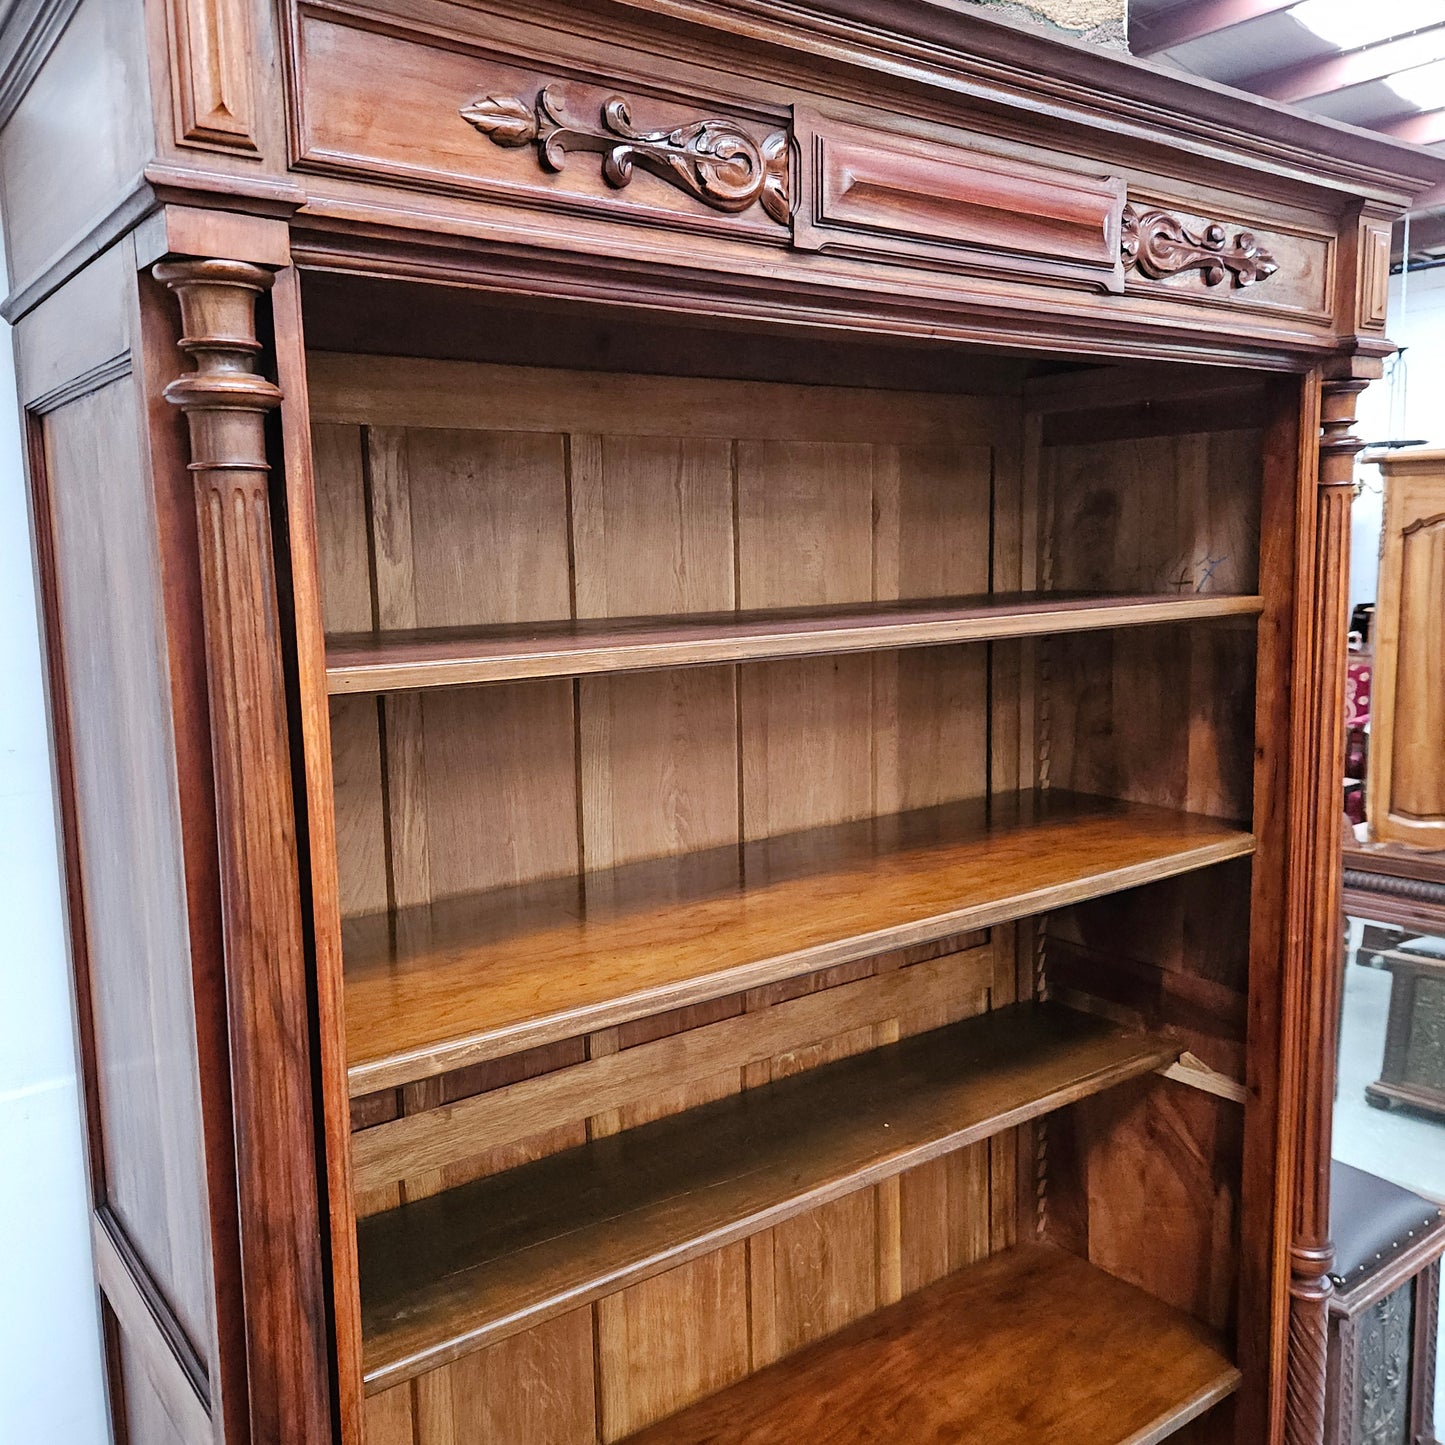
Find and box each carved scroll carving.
[1357,1285,1413,1444]
[1121,203,1278,287]
[461,84,791,225]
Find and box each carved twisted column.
[154,260,331,1442]
[1285,376,1367,1445]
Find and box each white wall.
[0,312,112,1438]
[1352,264,1445,613]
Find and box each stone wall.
[963,0,1127,49]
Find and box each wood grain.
[163,0,258,150]
[351,942,993,1192]
[621,1243,1240,1445]
[597,1246,751,1439]
[1368,449,1445,848]
[344,790,1253,1093]
[39,372,217,1358]
[306,353,999,445]
[326,593,1265,692]
[154,259,332,1444]
[411,1310,596,1445]
[357,1002,1178,1390]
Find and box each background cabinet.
[1369,450,1445,849]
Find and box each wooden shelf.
[325,591,1263,693]
[621,1243,1240,1445]
[358,1001,1180,1391]
[344,790,1254,1094]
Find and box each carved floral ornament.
[461,84,791,225]
[458,87,1281,290]
[1121,203,1279,288]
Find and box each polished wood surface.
[35,359,219,1367]
[793,108,1128,290]
[1368,449,1445,849]
[326,592,1263,693]
[155,259,333,1444]
[1284,376,1366,1445]
[344,790,1253,1093]
[5,0,1440,1437]
[271,259,368,1444]
[350,938,997,1194]
[621,1242,1239,1445]
[1343,840,1445,935]
[359,1002,1177,1389]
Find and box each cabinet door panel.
[1371,457,1445,847]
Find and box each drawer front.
[796,112,1128,294]
[282,0,1336,339]
[287,0,793,243]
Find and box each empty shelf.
[326,591,1263,693]
[358,1001,1180,1391]
[622,1243,1239,1445]
[344,790,1255,1094]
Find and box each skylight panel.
[1291,0,1443,51]
[1387,56,1445,110]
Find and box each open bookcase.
[304,297,1283,1444]
[9,1,1443,1442]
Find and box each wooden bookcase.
[2,3,1442,1444]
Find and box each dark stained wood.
[34,355,220,1367]
[358,1002,1179,1390]
[326,592,1264,693]
[6,0,1443,1438]
[91,1208,211,1444]
[134,256,250,1445]
[351,940,996,1194]
[1284,375,1367,1445]
[270,260,367,1445]
[344,790,1254,1093]
[1238,374,1309,1445]
[153,258,332,1445]
[621,1243,1240,1445]
[0,0,151,295]
[791,107,1128,292]
[1342,840,1445,936]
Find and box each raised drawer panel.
[795,112,1127,293]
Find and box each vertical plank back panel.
[571,434,735,618]
[320,357,1021,1444]
[1046,429,1262,598]
[411,1310,596,1445]
[597,1245,751,1440]
[394,428,572,629]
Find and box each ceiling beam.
[1242,24,1445,103]
[1377,108,1445,146]
[1131,0,1301,58]
[1393,209,1445,262]
[1405,179,1445,212]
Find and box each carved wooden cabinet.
[2,3,1441,1444]
[1367,450,1445,850]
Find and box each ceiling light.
[1388,57,1445,109]
[1292,0,1443,51]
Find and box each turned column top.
[154,259,282,416]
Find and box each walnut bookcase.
[2,3,1441,1444]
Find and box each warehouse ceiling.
[1131,0,1445,259]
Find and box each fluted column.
[1284,375,1366,1445]
[154,259,331,1444]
